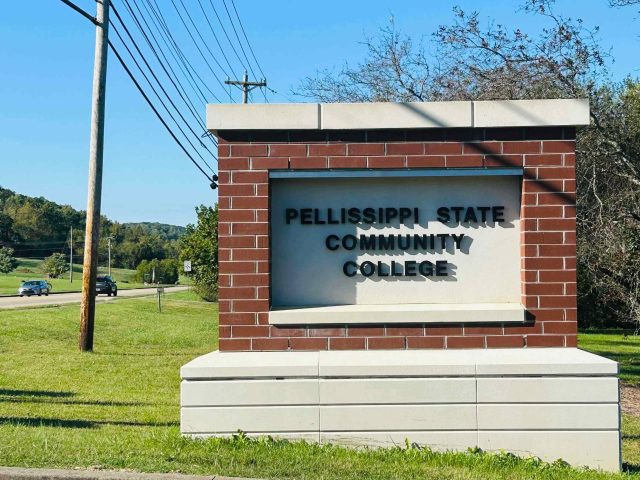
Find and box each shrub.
[41,253,69,278]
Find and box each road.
[0,286,189,309]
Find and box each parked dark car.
[18,280,52,297]
[96,275,118,296]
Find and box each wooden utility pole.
[69,226,73,283]
[225,71,266,104]
[79,0,109,352]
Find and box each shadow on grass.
[0,397,167,407]
[0,389,75,398]
[95,352,195,357]
[623,462,640,474]
[0,417,179,428]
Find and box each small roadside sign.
[183,260,192,272]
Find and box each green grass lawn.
[579,332,640,386]
[0,258,148,296]
[0,300,637,479]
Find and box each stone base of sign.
[180,348,620,472]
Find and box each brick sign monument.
[181,100,620,471]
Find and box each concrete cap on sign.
[207,99,590,131]
[181,348,617,380]
[180,350,319,379]
[474,347,618,376]
[206,103,320,131]
[473,98,590,127]
[320,101,472,129]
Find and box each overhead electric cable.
[109,20,217,173]
[110,7,214,150]
[206,0,250,74]
[145,0,231,103]
[137,0,213,105]
[169,0,234,95]
[230,0,266,79]
[119,0,210,131]
[228,0,268,101]
[112,1,217,150]
[108,39,214,181]
[195,0,239,77]
[220,0,257,80]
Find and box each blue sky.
[0,0,637,226]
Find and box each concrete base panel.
[180,348,621,472]
[479,431,621,472]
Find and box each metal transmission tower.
[225,71,266,103]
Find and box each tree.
[180,205,218,302]
[42,253,69,278]
[134,258,179,284]
[297,1,640,329]
[0,246,18,275]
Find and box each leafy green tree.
[42,253,69,278]
[180,205,218,301]
[0,246,18,275]
[134,258,179,284]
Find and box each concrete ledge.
[473,99,590,128]
[206,103,319,131]
[321,101,472,129]
[207,99,590,131]
[181,348,617,380]
[180,351,318,379]
[269,303,526,325]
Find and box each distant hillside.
[123,222,185,241]
[0,186,186,268]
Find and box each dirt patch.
[622,383,640,416]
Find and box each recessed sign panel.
[270,175,521,307]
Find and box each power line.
[111,2,213,145]
[109,20,217,174]
[109,3,217,170]
[118,0,217,148]
[60,0,98,25]
[137,0,216,107]
[108,39,216,185]
[220,0,257,81]
[151,0,228,101]
[169,0,234,98]
[195,0,239,78]
[205,0,250,75]
[58,0,217,182]
[230,0,266,79]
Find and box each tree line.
[0,186,217,299]
[0,186,184,270]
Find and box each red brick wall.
[216,127,577,351]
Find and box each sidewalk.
[0,467,259,480]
